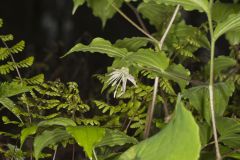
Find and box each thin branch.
[207,1,222,158]
[93,148,98,160]
[144,5,180,139]
[52,147,58,160]
[111,3,159,45]
[126,3,150,34]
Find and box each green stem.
[144,5,180,138]
[207,2,222,159]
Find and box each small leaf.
[204,56,236,78]
[147,0,209,13]
[96,129,138,147]
[183,82,235,124]
[66,126,106,159]
[38,117,76,127]
[34,128,71,160]
[63,38,128,58]
[21,126,38,147]
[118,95,201,160]
[86,0,124,27]
[114,37,150,52]
[216,117,240,148]
[214,13,240,40]
[0,97,23,122]
[0,82,31,98]
[72,0,85,14]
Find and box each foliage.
[1,0,240,159]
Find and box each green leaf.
[63,38,128,58]
[216,117,240,148]
[96,129,138,147]
[205,56,236,78]
[146,0,209,13]
[183,82,235,124]
[66,126,106,159]
[21,126,38,147]
[37,117,76,127]
[0,97,23,122]
[114,37,150,52]
[127,49,170,71]
[161,64,190,90]
[34,128,71,160]
[138,2,178,30]
[198,122,212,147]
[118,96,201,160]
[214,13,240,40]
[72,0,85,14]
[86,0,124,27]
[0,82,31,98]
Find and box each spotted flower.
[107,67,137,98]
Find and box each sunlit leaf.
[38,117,76,127]
[21,126,37,147]
[66,126,105,159]
[72,0,85,14]
[118,96,201,160]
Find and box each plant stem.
[126,3,150,34]
[144,5,180,138]
[93,148,98,160]
[111,4,159,45]
[207,1,222,159]
[52,147,58,160]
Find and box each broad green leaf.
[86,0,124,27]
[146,0,209,13]
[216,117,240,148]
[0,82,31,98]
[66,126,105,159]
[183,82,235,124]
[198,122,212,147]
[226,28,240,45]
[114,37,150,52]
[118,96,201,160]
[63,38,128,58]
[161,64,190,90]
[0,97,22,122]
[212,2,240,23]
[21,126,37,147]
[138,2,178,30]
[34,128,71,160]
[96,129,138,147]
[38,117,76,127]
[127,49,170,71]
[205,56,236,78]
[214,13,240,40]
[72,0,85,14]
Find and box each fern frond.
[15,56,34,68]
[76,118,100,126]
[0,34,14,42]
[21,74,45,85]
[159,78,176,95]
[10,41,25,54]
[0,63,15,75]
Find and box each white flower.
[107,67,137,98]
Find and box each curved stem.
[144,5,180,139]
[111,4,159,45]
[207,1,222,159]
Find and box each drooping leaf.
[145,0,209,13]
[127,49,170,71]
[214,13,240,40]
[198,122,212,147]
[63,38,128,58]
[118,96,201,160]
[114,37,150,52]
[138,1,178,30]
[34,128,71,160]
[86,0,124,27]
[37,117,76,127]
[0,82,31,98]
[21,126,38,147]
[161,64,190,90]
[0,97,22,122]
[216,117,240,148]
[72,0,85,14]
[205,56,236,78]
[183,82,235,124]
[66,126,106,159]
[96,129,138,147]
